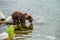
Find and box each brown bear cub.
[12,11,33,28]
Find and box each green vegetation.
[6,25,14,36]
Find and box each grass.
[6,25,14,36]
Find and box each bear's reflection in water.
[14,23,33,34]
[14,23,33,40]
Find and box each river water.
[0,0,60,40]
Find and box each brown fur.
[12,11,33,26]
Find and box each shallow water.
[0,0,60,40]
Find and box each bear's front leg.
[20,19,26,28]
[13,19,17,25]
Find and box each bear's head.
[24,13,33,23]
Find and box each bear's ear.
[25,15,28,18]
[24,13,28,15]
[29,14,33,17]
[23,13,28,18]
